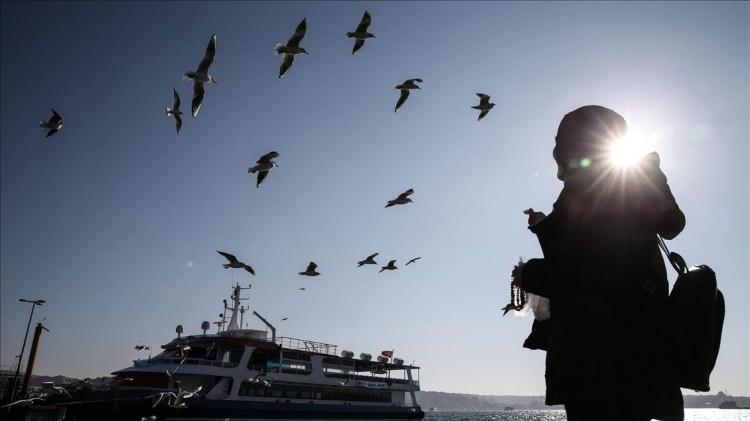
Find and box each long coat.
[521,153,685,421]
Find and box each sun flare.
[608,129,658,168]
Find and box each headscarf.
[553,105,627,180]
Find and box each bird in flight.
[275,18,308,79]
[40,109,63,138]
[299,261,320,276]
[248,151,280,188]
[347,11,375,55]
[472,93,495,121]
[394,79,422,112]
[386,189,414,208]
[405,257,422,266]
[183,34,217,118]
[298,287,306,291]
[379,260,398,273]
[281,317,288,321]
[165,88,183,133]
[248,373,272,387]
[216,251,255,275]
[357,252,379,267]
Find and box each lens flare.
[608,129,658,168]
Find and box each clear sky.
[1,1,748,396]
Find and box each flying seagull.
[40,109,63,138]
[405,257,422,266]
[299,261,320,276]
[216,251,255,275]
[248,151,280,188]
[248,373,272,387]
[394,79,422,112]
[386,188,414,208]
[275,18,308,79]
[379,260,398,273]
[347,11,374,55]
[165,88,183,133]
[281,317,288,321]
[472,93,495,121]
[357,252,379,267]
[298,287,306,291]
[183,34,217,118]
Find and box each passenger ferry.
[63,284,424,420]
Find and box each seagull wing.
[197,34,217,74]
[191,82,204,117]
[244,265,255,275]
[45,128,59,138]
[174,114,182,133]
[306,261,317,272]
[173,88,181,109]
[396,189,414,200]
[49,109,62,125]
[217,251,239,264]
[151,393,166,408]
[389,260,397,266]
[352,39,365,55]
[395,89,410,112]
[257,151,280,164]
[368,252,379,260]
[476,93,490,105]
[356,10,372,32]
[256,170,269,187]
[408,78,423,84]
[279,54,295,79]
[478,109,490,121]
[287,18,307,47]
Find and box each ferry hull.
[62,398,425,420]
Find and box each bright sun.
[608,129,658,168]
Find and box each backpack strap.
[657,235,688,275]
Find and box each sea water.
[423,409,750,420]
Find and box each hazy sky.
[1,1,748,396]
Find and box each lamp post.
[9,299,45,402]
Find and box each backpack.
[658,236,725,392]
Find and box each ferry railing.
[322,372,417,385]
[133,357,236,369]
[275,336,338,356]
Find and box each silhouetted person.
[515,105,685,421]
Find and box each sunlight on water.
[423,409,750,421]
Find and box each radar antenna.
[226,283,251,331]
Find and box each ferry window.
[322,357,354,367]
[228,348,244,363]
[323,367,347,377]
[238,382,252,396]
[248,349,279,371]
[282,351,311,361]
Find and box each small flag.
[381,350,393,358]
